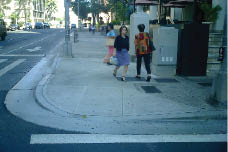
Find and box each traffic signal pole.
[64,0,72,57]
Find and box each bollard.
[74,29,78,43]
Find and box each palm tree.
[15,0,31,23]
[45,0,57,21]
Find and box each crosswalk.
[0,58,26,78]
[0,59,8,64]
[0,54,46,80]
[30,134,227,144]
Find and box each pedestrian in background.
[89,24,92,32]
[91,25,95,34]
[134,24,152,82]
[113,26,130,81]
[104,23,116,64]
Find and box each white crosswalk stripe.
[0,59,26,77]
[0,54,45,57]
[30,134,227,144]
[0,59,8,64]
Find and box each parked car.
[8,24,19,31]
[71,24,76,30]
[0,19,7,41]
[23,22,32,30]
[35,22,44,29]
[43,22,50,29]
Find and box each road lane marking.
[0,59,8,64]
[30,134,227,144]
[0,54,45,57]
[27,46,42,52]
[4,30,60,54]
[5,37,48,54]
[0,59,25,77]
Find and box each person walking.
[113,26,130,81]
[104,23,116,64]
[134,24,153,82]
[91,25,95,34]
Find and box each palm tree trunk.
[92,13,96,26]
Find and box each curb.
[34,76,227,120]
[4,40,63,111]
[34,74,82,117]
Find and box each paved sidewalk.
[5,31,226,134]
[37,31,226,118]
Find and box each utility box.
[152,26,179,76]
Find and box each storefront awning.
[135,0,210,7]
[135,0,158,5]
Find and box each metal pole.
[220,6,227,73]
[65,0,70,41]
[64,0,72,57]
[78,0,80,30]
[158,0,161,24]
[122,0,125,25]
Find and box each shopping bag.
[106,38,115,46]
[110,56,119,65]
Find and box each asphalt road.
[0,29,226,152]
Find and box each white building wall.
[212,0,226,31]
[173,8,182,21]
[149,6,158,20]
[3,0,45,27]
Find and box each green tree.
[89,0,102,25]
[45,0,58,21]
[200,3,222,22]
[104,0,133,24]
[0,0,12,18]
[10,12,19,24]
[15,0,32,23]
[71,0,90,21]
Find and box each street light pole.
[64,0,72,57]
[78,0,80,30]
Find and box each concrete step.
[208,41,223,46]
[209,32,224,36]
[209,37,223,42]
[207,62,221,71]
[208,53,219,59]
[209,32,224,43]
[207,58,219,63]
[208,45,223,53]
